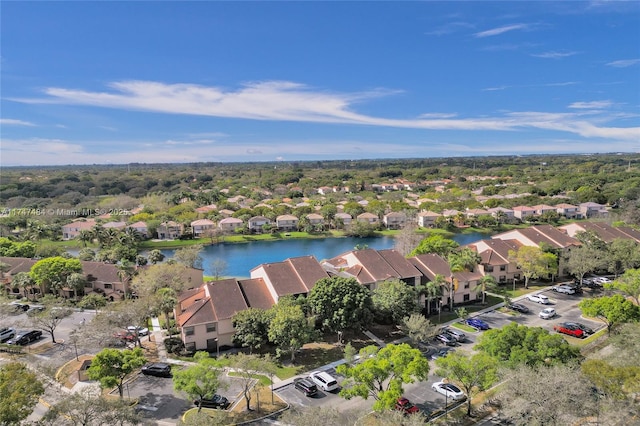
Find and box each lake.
[160,232,491,278]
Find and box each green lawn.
[451,322,476,332]
[505,284,549,298]
[228,371,272,386]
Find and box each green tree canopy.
[87,347,146,398]
[401,313,437,344]
[0,362,44,425]
[475,322,581,367]
[336,343,430,411]
[268,303,315,362]
[605,238,640,277]
[232,308,273,353]
[173,245,204,269]
[307,276,373,339]
[173,351,226,412]
[605,268,640,305]
[372,278,419,325]
[435,352,499,416]
[409,234,459,257]
[508,246,555,288]
[579,294,640,333]
[29,256,82,294]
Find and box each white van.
[309,371,339,392]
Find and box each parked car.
[395,397,420,415]
[309,371,339,392]
[564,322,594,335]
[553,323,585,338]
[465,318,490,330]
[435,333,458,346]
[441,327,466,342]
[432,381,465,401]
[526,293,550,304]
[294,378,318,397]
[127,326,149,336]
[507,303,530,313]
[593,276,612,284]
[9,301,29,312]
[141,362,172,377]
[0,327,16,343]
[7,330,42,345]
[539,308,556,320]
[194,394,230,409]
[430,347,455,360]
[26,305,46,316]
[552,285,576,295]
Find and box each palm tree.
[76,230,94,247]
[11,272,34,299]
[156,288,177,333]
[479,275,497,305]
[422,280,442,316]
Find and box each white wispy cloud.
[568,100,613,109]
[474,23,529,38]
[606,58,640,68]
[531,51,578,59]
[11,79,640,142]
[0,118,36,126]
[425,21,475,36]
[418,113,458,119]
[482,81,578,91]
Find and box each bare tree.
[394,223,422,256]
[497,364,598,426]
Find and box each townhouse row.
[61,201,609,240]
[174,221,639,353]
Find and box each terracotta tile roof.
[238,278,275,310]
[177,297,214,327]
[616,226,640,242]
[377,249,421,278]
[350,249,402,282]
[0,257,37,274]
[286,256,329,292]
[254,261,307,296]
[206,280,249,321]
[530,225,580,248]
[408,254,452,281]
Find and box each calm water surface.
[160,232,490,278]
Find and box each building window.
[485,266,494,272]
[499,276,506,282]
[186,342,196,352]
[463,294,470,302]
[500,265,506,271]
[84,282,93,288]
[185,327,194,336]
[206,323,216,333]
[104,283,113,289]
[464,283,470,289]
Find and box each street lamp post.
[438,300,443,324]
[215,337,220,358]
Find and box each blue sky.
[1,1,639,166]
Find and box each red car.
[395,397,420,415]
[553,323,584,338]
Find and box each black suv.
[7,330,42,345]
[294,378,318,396]
[194,394,230,409]
[141,362,172,378]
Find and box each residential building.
[191,219,216,238]
[248,216,271,233]
[157,221,184,240]
[276,214,299,231]
[306,213,324,228]
[127,221,149,239]
[334,212,352,227]
[383,211,407,229]
[356,212,379,225]
[555,203,579,219]
[417,211,441,228]
[218,217,243,233]
[61,219,96,240]
[512,206,537,221]
[579,202,608,218]
[250,256,329,302]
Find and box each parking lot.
[471,285,605,338]
[125,367,247,423]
